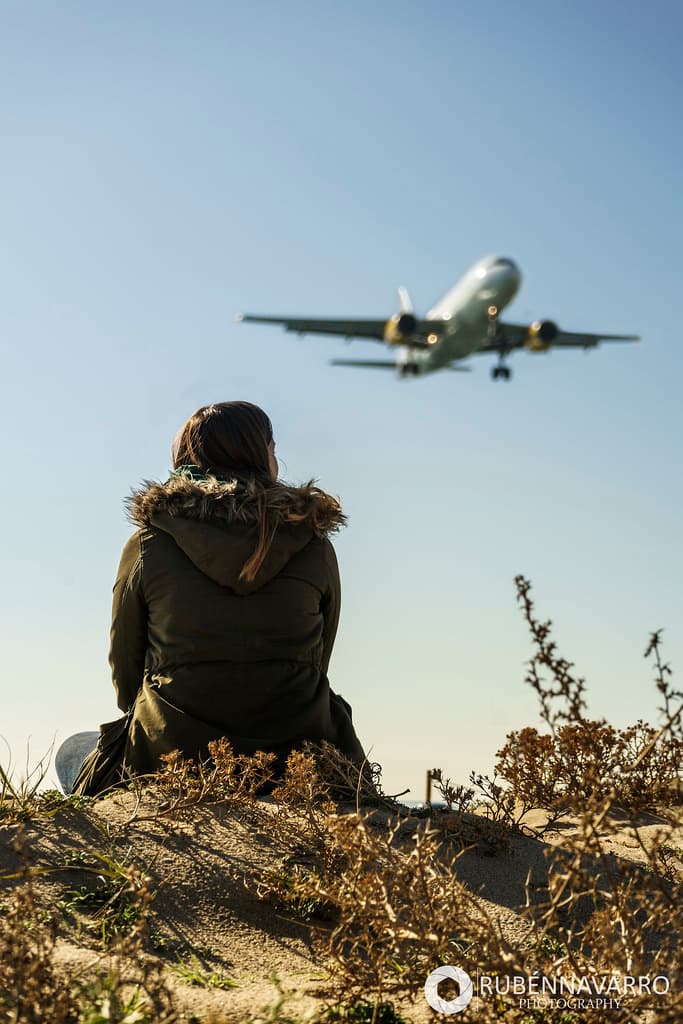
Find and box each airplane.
[236,256,639,380]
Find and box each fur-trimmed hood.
[126,474,346,534]
[125,474,345,594]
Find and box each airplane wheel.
[503,367,512,380]
[491,367,500,380]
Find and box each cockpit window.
[494,258,516,269]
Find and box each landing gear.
[487,304,500,340]
[487,305,513,381]
[400,361,420,378]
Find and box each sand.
[1,792,680,1022]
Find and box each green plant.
[76,972,158,1024]
[0,743,53,824]
[0,869,175,1023]
[172,952,237,990]
[324,999,407,1024]
[258,859,332,922]
[59,852,157,947]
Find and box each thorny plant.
[514,575,590,732]
[122,736,402,828]
[299,741,408,807]
[425,768,519,854]
[121,738,402,891]
[264,811,513,1007]
[430,581,682,839]
[497,580,682,817]
[495,717,682,817]
[123,738,279,823]
[425,769,474,815]
[504,583,682,1021]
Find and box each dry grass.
[256,577,682,1022]
[1,574,681,1023]
[0,827,176,1023]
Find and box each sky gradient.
[1,1,681,801]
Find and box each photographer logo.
[424,965,473,1014]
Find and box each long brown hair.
[172,402,279,582]
[172,401,274,482]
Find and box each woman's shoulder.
[117,523,174,561]
[289,533,340,591]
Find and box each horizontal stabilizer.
[330,359,397,369]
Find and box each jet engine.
[384,312,418,345]
[525,319,558,352]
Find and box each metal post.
[425,769,432,807]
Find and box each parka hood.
[125,473,346,595]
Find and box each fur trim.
[125,475,346,537]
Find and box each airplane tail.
[330,359,472,372]
[330,359,397,369]
[397,286,413,313]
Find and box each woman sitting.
[72,401,366,794]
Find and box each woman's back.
[112,469,365,776]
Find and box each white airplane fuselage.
[400,255,521,375]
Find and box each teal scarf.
[168,464,216,482]
[168,464,254,485]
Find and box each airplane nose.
[492,257,522,295]
[493,257,520,277]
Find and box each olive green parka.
[108,472,366,779]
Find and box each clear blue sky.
[1,1,681,800]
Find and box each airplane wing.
[236,313,447,349]
[481,322,640,353]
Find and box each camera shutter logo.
[424,965,474,1014]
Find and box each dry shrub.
[426,769,474,815]
[276,578,683,1022]
[269,747,339,811]
[268,811,514,1005]
[156,736,277,804]
[496,719,682,816]
[127,739,399,879]
[4,575,681,1023]
[266,745,406,875]
[138,737,399,818]
[125,737,278,822]
[505,578,683,1022]
[299,741,406,806]
[0,879,75,1023]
